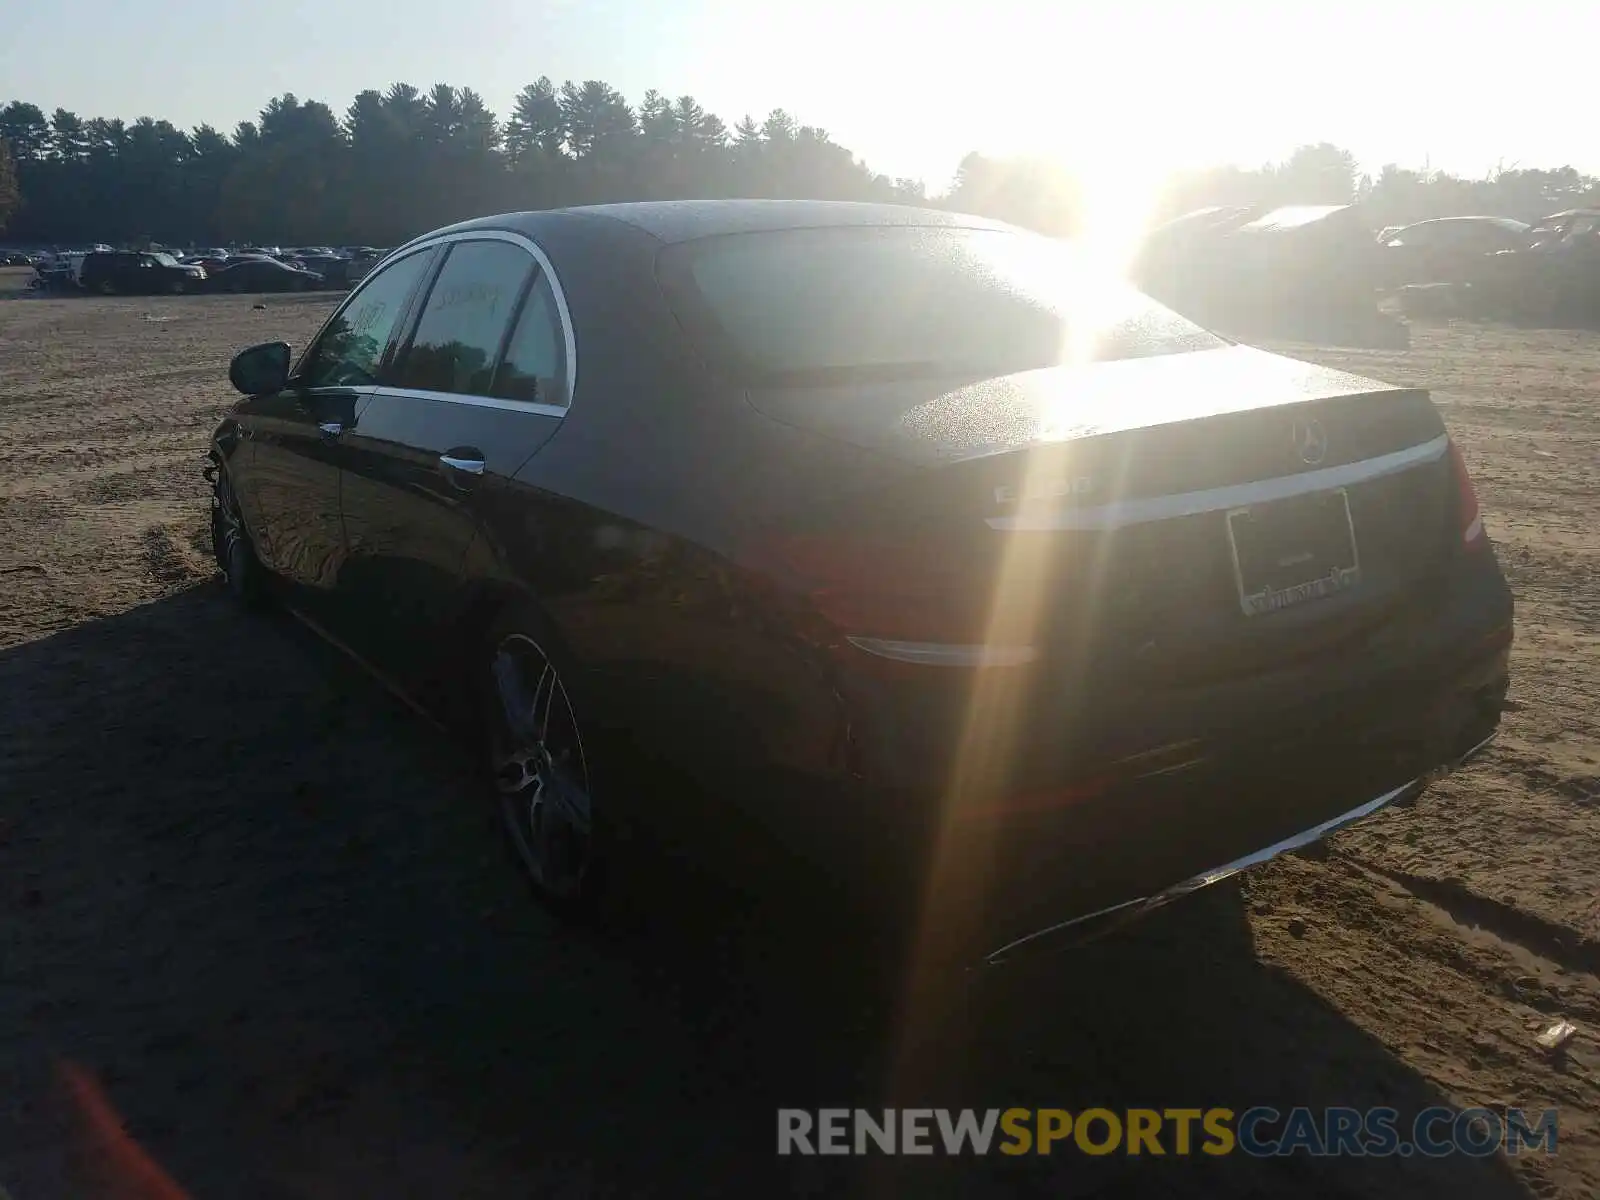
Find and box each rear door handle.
[439,451,486,479]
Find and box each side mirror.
[229,341,292,396]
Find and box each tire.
[228,278,246,294]
[97,278,116,296]
[169,278,187,295]
[477,606,610,917]
[210,463,269,608]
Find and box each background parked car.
[29,251,84,290]
[1131,204,1405,347]
[1466,210,1600,324]
[341,248,388,282]
[182,255,231,275]
[1375,216,1534,289]
[1525,209,1600,249]
[79,250,207,295]
[205,258,324,293]
[184,253,271,274]
[287,254,355,288]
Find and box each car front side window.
[299,249,435,389]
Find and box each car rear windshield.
[656,225,1225,386]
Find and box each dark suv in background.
[80,251,207,295]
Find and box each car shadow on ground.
[0,584,1536,1199]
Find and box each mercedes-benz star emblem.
[1293,418,1328,466]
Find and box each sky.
[4,0,1598,192]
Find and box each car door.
[232,246,437,621]
[132,253,159,293]
[109,253,140,292]
[335,232,575,695]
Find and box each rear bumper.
[858,632,1507,959]
[982,727,1498,964]
[756,551,1513,956]
[845,551,1513,798]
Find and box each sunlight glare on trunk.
[889,154,1170,1078]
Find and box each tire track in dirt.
[1352,856,1600,983]
[0,450,209,498]
[1490,745,1600,806]
[0,364,228,409]
[139,524,213,587]
[1248,857,1598,1200]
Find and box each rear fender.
[437,575,585,737]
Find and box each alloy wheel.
[211,468,261,604]
[488,632,594,902]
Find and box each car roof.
[426,199,1016,247]
[1402,215,1529,229]
[1236,204,1352,233]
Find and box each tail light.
[1447,438,1488,550]
[755,533,1037,668]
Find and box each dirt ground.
[0,265,1596,1198]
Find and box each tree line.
[2,82,1597,247]
[0,82,926,247]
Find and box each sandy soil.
[0,264,1596,1198]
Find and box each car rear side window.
[656,225,1224,386]
[391,240,533,396]
[490,270,568,407]
[301,250,434,388]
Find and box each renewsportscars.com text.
[776,1107,1559,1158]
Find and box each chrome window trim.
[396,228,577,411]
[847,638,1038,667]
[368,385,567,419]
[986,433,1450,532]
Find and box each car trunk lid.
[749,345,1456,683]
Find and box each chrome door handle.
[439,453,485,476]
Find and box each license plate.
[1226,489,1362,616]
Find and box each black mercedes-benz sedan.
[208,200,1513,964]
